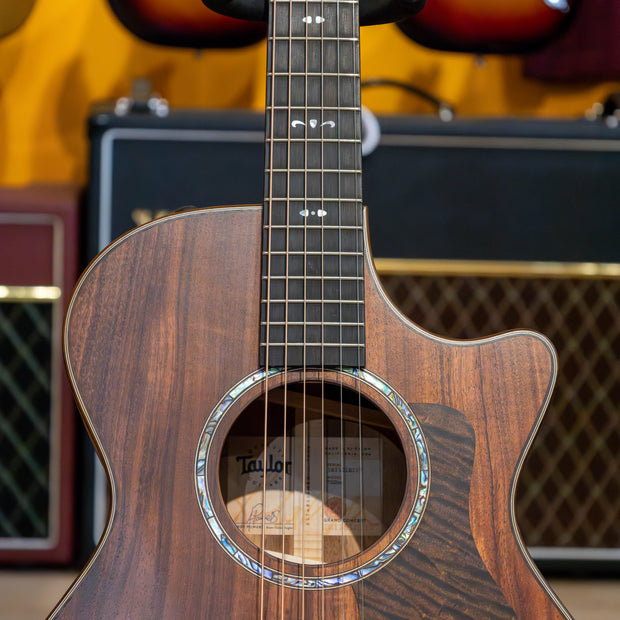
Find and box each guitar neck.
[260,0,365,369]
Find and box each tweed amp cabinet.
[86,107,619,571]
[0,185,80,564]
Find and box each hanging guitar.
[106,0,266,48]
[397,0,580,54]
[51,0,573,617]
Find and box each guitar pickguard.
[357,403,515,619]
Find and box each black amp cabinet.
[87,107,619,570]
[87,106,619,263]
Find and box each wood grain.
[50,205,571,618]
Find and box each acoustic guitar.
[0,0,36,39]
[107,0,266,48]
[397,0,579,54]
[51,0,573,617]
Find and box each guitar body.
[397,0,579,54]
[107,0,266,48]
[52,205,569,619]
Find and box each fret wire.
[268,138,360,143]
[265,197,361,202]
[266,197,361,202]
[270,36,359,42]
[276,0,358,3]
[275,0,357,3]
[262,299,364,304]
[261,342,365,347]
[268,106,360,111]
[263,275,364,280]
[263,251,363,255]
[271,169,361,173]
[265,225,362,229]
[262,321,365,326]
[268,72,360,77]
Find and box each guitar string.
[335,3,347,619]
[319,0,327,614]
[353,1,366,613]
[299,0,308,612]
[279,0,293,613]
[261,0,277,613]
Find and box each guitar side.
[51,205,571,618]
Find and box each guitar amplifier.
[0,185,80,564]
[87,107,619,569]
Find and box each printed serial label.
[225,422,383,539]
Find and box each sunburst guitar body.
[397,0,579,54]
[107,0,266,47]
[51,0,573,617]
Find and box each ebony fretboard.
[260,0,365,368]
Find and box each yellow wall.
[1,0,618,186]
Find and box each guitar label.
[225,430,383,549]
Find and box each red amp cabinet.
[0,185,80,564]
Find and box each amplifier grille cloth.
[379,270,619,549]
[0,302,52,539]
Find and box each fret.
[263,254,363,278]
[264,201,362,229]
[275,0,358,3]
[261,301,364,331]
[262,321,365,326]
[264,321,362,337]
[268,72,360,77]
[265,278,363,297]
[266,110,360,140]
[265,173,361,201]
[262,301,364,316]
[263,251,363,256]
[264,227,363,250]
[270,169,361,174]
[264,321,363,336]
[262,298,363,304]
[261,342,363,348]
[260,347,364,368]
[267,138,361,143]
[265,225,363,230]
[269,75,359,108]
[268,106,360,111]
[270,36,359,42]
[263,276,364,282]
[265,197,361,202]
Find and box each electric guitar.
[51,0,573,617]
[107,0,266,48]
[397,0,579,54]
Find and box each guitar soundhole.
[195,368,429,588]
[219,380,406,566]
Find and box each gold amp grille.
[376,259,620,552]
